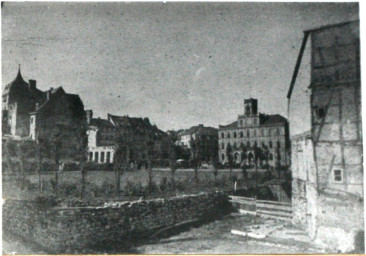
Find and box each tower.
[244,98,258,116]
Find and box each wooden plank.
[257,209,293,218]
[256,203,292,212]
[256,199,292,206]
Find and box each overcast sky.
[2,2,359,134]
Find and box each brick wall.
[3,192,230,254]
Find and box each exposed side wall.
[3,192,230,254]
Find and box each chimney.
[85,110,93,124]
[28,80,36,90]
[47,88,53,100]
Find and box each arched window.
[95,152,99,162]
[269,141,273,148]
[277,141,281,148]
[247,130,250,137]
[101,152,105,163]
[228,133,231,138]
[221,143,225,149]
[240,131,243,138]
[234,132,237,138]
[221,132,225,138]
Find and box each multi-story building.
[176,124,218,162]
[86,110,116,163]
[218,98,290,167]
[290,21,363,252]
[29,86,86,160]
[86,112,170,166]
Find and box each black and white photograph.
[1,1,364,254]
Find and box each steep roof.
[219,121,238,129]
[262,114,288,125]
[180,125,217,136]
[89,118,114,127]
[108,114,152,129]
[2,67,28,96]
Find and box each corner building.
[218,98,290,167]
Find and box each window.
[89,152,93,161]
[234,142,237,148]
[254,130,257,136]
[95,152,99,162]
[262,142,266,148]
[247,141,250,147]
[228,133,231,138]
[254,141,258,147]
[277,141,281,148]
[277,128,280,136]
[221,143,225,149]
[240,131,243,138]
[234,132,237,138]
[221,132,225,138]
[314,106,326,119]
[334,169,343,183]
[107,152,111,163]
[269,141,273,148]
[261,129,264,136]
[30,117,34,124]
[247,130,250,137]
[269,153,273,160]
[240,120,243,126]
[222,154,225,161]
[101,152,105,163]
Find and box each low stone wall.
[3,192,230,254]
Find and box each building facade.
[218,98,290,167]
[29,87,86,160]
[176,124,218,162]
[86,110,116,164]
[290,21,363,252]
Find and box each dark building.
[29,87,86,160]
[176,124,218,162]
[2,67,45,136]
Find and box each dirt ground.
[2,213,327,254]
[134,213,326,254]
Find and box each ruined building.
[218,98,290,167]
[289,21,363,252]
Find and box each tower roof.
[3,65,28,96]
